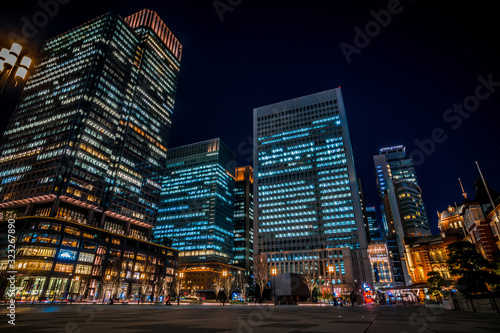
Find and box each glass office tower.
[373,145,431,286]
[253,88,372,291]
[0,9,181,241]
[232,166,254,275]
[374,145,431,238]
[154,139,236,264]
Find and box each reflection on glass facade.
[253,88,371,288]
[154,139,236,264]
[0,9,181,241]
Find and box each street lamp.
[271,267,277,306]
[0,43,32,93]
[328,266,334,304]
[177,272,184,305]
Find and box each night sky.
[1,0,499,234]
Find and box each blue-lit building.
[154,139,236,264]
[373,145,431,286]
[0,9,182,241]
[374,145,431,238]
[253,88,372,293]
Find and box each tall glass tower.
[374,145,431,238]
[373,145,431,286]
[0,9,182,240]
[253,88,372,291]
[154,139,236,264]
[233,166,254,275]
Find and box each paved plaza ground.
[1,303,499,333]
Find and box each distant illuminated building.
[366,207,381,241]
[0,9,182,241]
[154,139,236,264]
[232,166,254,275]
[373,145,432,286]
[253,88,372,291]
[374,146,431,238]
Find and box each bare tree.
[237,272,248,300]
[139,278,151,303]
[111,273,124,301]
[100,258,122,303]
[212,271,224,300]
[77,279,90,302]
[160,276,177,304]
[253,254,269,301]
[222,274,236,302]
[303,266,319,302]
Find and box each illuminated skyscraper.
[253,88,372,291]
[0,9,182,240]
[374,145,431,238]
[232,166,254,275]
[374,145,431,286]
[154,139,236,264]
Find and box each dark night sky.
[1,1,499,234]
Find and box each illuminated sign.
[58,250,77,260]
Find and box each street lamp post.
[177,272,184,305]
[328,266,334,304]
[271,267,277,306]
[0,43,32,93]
[222,270,228,305]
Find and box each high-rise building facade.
[358,178,371,243]
[373,145,431,286]
[153,139,236,264]
[253,88,372,292]
[374,145,431,238]
[232,166,254,275]
[0,9,182,241]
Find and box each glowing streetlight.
[0,43,32,93]
[177,272,184,305]
[271,267,277,306]
[328,266,334,303]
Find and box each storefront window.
[62,237,79,247]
